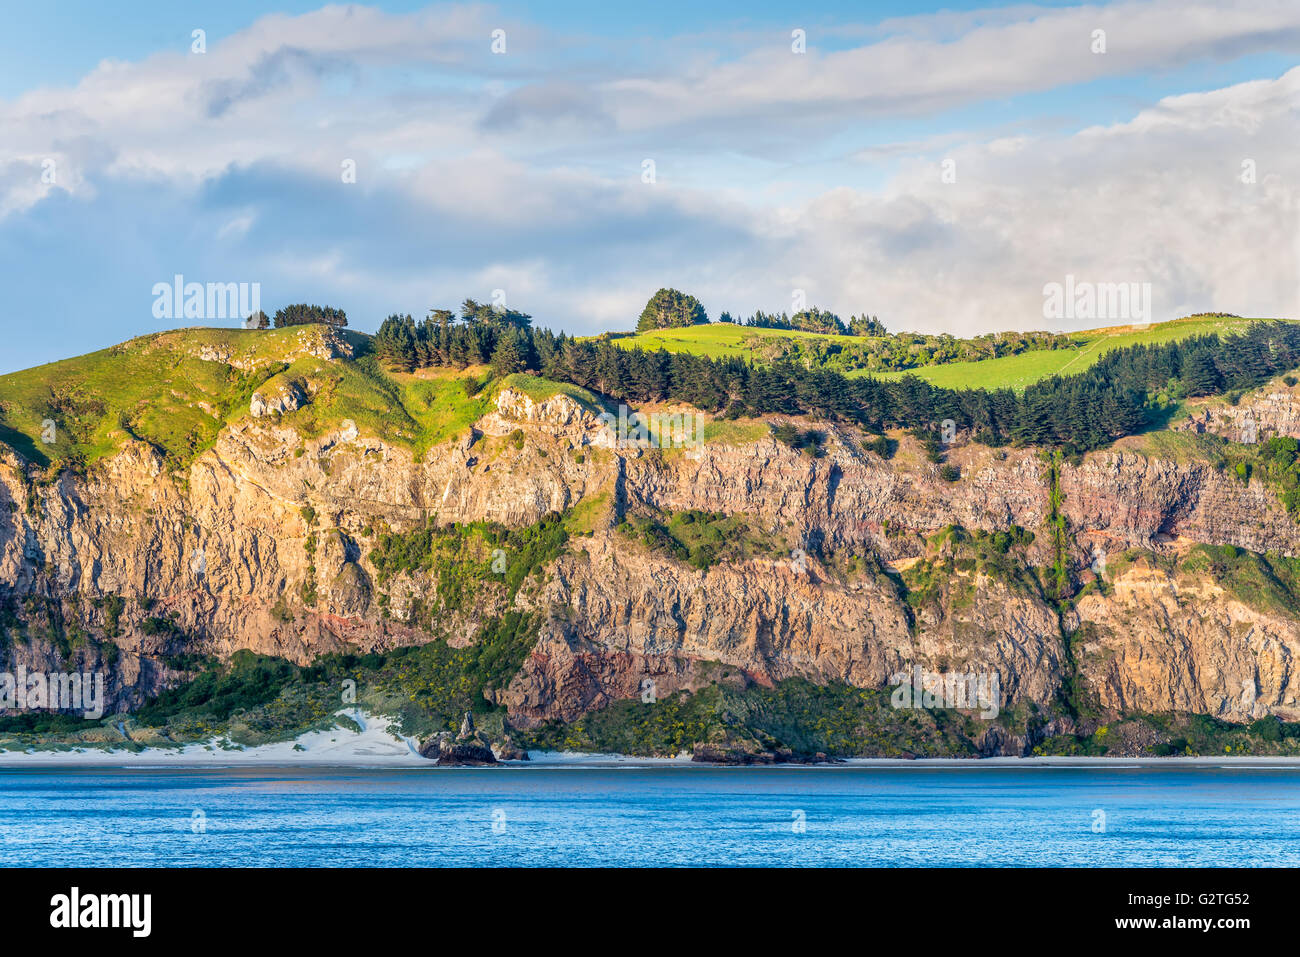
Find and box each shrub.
[102,594,125,638]
[1249,716,1282,742]
[771,423,826,455]
[863,435,895,459]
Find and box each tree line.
[722,307,886,337]
[371,297,1300,454]
[243,304,350,329]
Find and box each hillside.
[865,316,1270,390]
[0,325,599,472]
[5,323,1300,760]
[609,315,1272,391]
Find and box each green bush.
[862,434,895,459]
[102,594,125,638]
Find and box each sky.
[2,0,1299,372]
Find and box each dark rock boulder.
[418,732,499,766]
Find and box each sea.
[1,763,1297,867]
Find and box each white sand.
[0,710,429,767]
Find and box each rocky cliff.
[4,352,1300,751]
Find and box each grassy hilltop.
[0,325,595,472]
[611,314,1271,391]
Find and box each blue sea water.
[0,763,1297,867]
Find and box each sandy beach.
[0,712,1298,768]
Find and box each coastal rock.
[691,741,832,765]
[435,741,498,766]
[418,731,499,766]
[1174,385,1300,444]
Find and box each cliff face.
[3,374,1300,736]
[1073,563,1300,721]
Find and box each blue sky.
[2,0,1299,372]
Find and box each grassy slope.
[0,326,499,469]
[609,316,1272,391]
[864,316,1267,390]
[0,327,301,468]
[611,322,881,360]
[498,372,604,414]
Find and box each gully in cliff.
[890,666,1000,720]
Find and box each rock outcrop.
[249,383,307,417]
[420,711,499,765]
[1176,384,1300,444]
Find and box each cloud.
[1,0,1299,373]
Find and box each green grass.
[1180,544,1300,619]
[499,372,604,413]
[616,508,787,570]
[1120,429,1224,464]
[0,326,593,470]
[700,418,770,445]
[605,322,870,360]
[0,327,316,469]
[861,316,1268,391]
[563,489,613,535]
[600,316,1274,392]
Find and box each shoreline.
[0,712,1298,769]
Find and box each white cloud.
[1,0,1298,365]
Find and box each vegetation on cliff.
[93,612,541,746]
[898,525,1041,617]
[615,508,788,571]
[369,512,571,614]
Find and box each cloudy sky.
[2,0,1299,372]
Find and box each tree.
[1183,351,1222,396]
[848,314,887,337]
[789,307,847,335]
[461,298,532,329]
[636,288,708,332]
[273,304,348,328]
[490,326,530,376]
[244,310,270,330]
[372,314,417,372]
